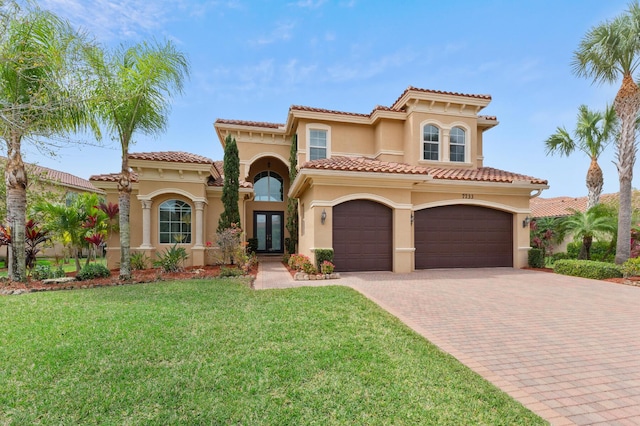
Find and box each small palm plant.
[564,205,616,260]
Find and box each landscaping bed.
[0,264,257,295]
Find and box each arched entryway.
[414,204,513,269]
[332,199,392,272]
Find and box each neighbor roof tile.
[89,171,139,183]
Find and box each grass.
[0,280,545,425]
[0,257,107,278]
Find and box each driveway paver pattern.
[257,261,640,425]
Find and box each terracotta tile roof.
[0,157,101,192]
[391,86,492,109]
[427,166,547,185]
[301,156,547,184]
[302,156,429,175]
[128,151,213,164]
[479,115,497,120]
[290,104,370,118]
[89,171,139,183]
[529,193,639,218]
[215,118,283,129]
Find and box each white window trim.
[419,119,444,162]
[158,199,193,245]
[448,122,471,164]
[305,123,331,162]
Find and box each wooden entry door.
[254,211,284,253]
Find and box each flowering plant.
[320,260,335,274]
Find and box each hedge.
[528,248,544,268]
[553,259,622,280]
[566,241,614,262]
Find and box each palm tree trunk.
[74,248,81,272]
[614,73,640,264]
[118,157,132,280]
[5,131,27,282]
[582,235,593,260]
[586,157,604,210]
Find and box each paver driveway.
[338,268,640,426]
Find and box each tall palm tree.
[564,205,617,260]
[88,41,189,279]
[545,105,617,209]
[572,2,640,263]
[0,6,96,281]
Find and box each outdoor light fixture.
[522,216,531,228]
[321,209,327,225]
[410,213,414,225]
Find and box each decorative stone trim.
[293,272,341,281]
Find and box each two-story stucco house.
[90,86,548,272]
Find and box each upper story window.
[422,124,439,161]
[159,199,191,244]
[449,127,466,162]
[254,171,283,202]
[309,129,327,160]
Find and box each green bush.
[154,244,189,272]
[219,266,243,277]
[314,248,334,270]
[553,259,622,280]
[31,264,53,281]
[77,263,111,281]
[528,248,544,268]
[566,241,613,262]
[247,238,258,254]
[130,251,150,271]
[621,257,640,278]
[550,252,570,263]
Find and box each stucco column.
[194,201,205,248]
[393,208,414,273]
[140,200,153,249]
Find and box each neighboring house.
[91,86,549,272]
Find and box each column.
[194,201,205,248]
[140,200,152,249]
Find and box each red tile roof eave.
[214,118,284,130]
[391,86,492,110]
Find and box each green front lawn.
[0,280,544,425]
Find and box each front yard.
[0,279,544,424]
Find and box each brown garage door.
[333,200,392,272]
[415,205,512,269]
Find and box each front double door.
[254,211,284,253]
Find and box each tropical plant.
[0,4,98,281]
[130,251,150,271]
[563,205,616,260]
[153,243,188,273]
[87,40,189,280]
[529,216,568,258]
[286,134,299,254]
[76,263,110,281]
[545,105,617,209]
[572,2,640,263]
[25,219,49,273]
[218,135,241,231]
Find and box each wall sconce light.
[267,161,271,169]
[410,213,414,225]
[321,209,327,225]
[522,216,531,228]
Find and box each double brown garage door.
[332,200,512,271]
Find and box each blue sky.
[30,0,632,198]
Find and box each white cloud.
[326,49,418,82]
[253,22,295,45]
[290,0,327,9]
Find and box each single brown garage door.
[415,205,512,269]
[332,200,392,272]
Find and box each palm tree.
[0,6,97,281]
[564,205,616,260]
[87,41,189,279]
[572,2,640,263]
[545,105,617,209]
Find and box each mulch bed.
[0,264,257,295]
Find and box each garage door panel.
[333,200,392,272]
[415,205,512,269]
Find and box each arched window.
[254,171,283,202]
[159,200,192,244]
[422,124,439,160]
[450,127,466,162]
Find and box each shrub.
[320,260,335,274]
[302,261,317,274]
[550,252,570,263]
[621,257,640,278]
[528,248,544,268]
[314,248,334,270]
[216,224,242,264]
[154,244,189,273]
[247,238,258,254]
[130,251,150,271]
[77,263,111,281]
[219,266,244,277]
[553,259,622,280]
[31,264,53,281]
[566,241,613,262]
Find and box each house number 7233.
[462,194,474,199]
